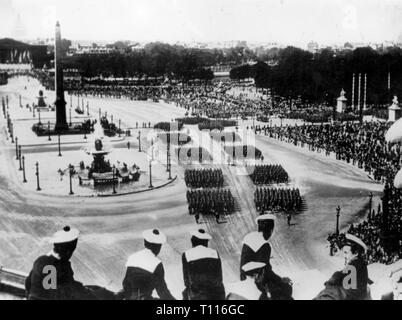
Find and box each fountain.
[78,122,140,187]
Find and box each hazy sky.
[1,0,402,45]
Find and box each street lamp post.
[168,151,172,180]
[15,137,19,160]
[118,119,121,137]
[18,146,22,170]
[10,122,14,143]
[166,133,170,172]
[22,156,27,183]
[336,206,341,235]
[149,161,153,188]
[58,134,62,157]
[69,164,74,195]
[369,192,373,220]
[112,165,117,194]
[48,121,51,141]
[35,162,41,191]
[151,139,154,161]
[138,131,141,152]
[38,110,41,125]
[69,108,72,126]
[166,147,170,172]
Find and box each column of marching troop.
[185,168,235,224]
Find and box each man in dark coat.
[121,229,175,300]
[182,229,225,300]
[25,226,110,300]
[316,233,371,300]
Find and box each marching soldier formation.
[224,145,263,160]
[254,187,302,213]
[184,168,224,188]
[248,164,289,185]
[187,189,235,218]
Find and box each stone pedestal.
[336,89,347,113]
[388,96,401,122]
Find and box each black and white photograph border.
[0,0,401,302]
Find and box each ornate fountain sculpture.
[78,122,140,187]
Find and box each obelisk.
[54,21,68,131]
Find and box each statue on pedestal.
[36,90,47,108]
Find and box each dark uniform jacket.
[323,257,370,300]
[240,231,272,280]
[25,252,91,300]
[240,231,291,299]
[122,249,175,300]
[182,245,225,300]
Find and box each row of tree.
[231,46,402,106]
[60,42,257,82]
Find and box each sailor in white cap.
[226,262,266,300]
[321,233,371,300]
[240,213,276,281]
[240,213,293,299]
[25,226,95,300]
[181,228,225,300]
[121,229,175,300]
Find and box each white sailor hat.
[241,261,266,273]
[345,233,367,253]
[190,228,212,240]
[255,213,277,223]
[143,229,167,244]
[50,226,79,244]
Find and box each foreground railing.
[0,266,28,298]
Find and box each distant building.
[307,41,319,53]
[70,44,117,55]
[130,43,146,51]
[0,38,47,67]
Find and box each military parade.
[247,164,289,185]
[1,0,402,305]
[254,187,303,213]
[186,189,235,222]
[184,168,224,188]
